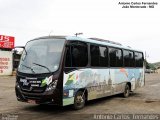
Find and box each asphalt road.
[0,73,160,120]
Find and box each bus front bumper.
[15,84,61,105]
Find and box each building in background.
[0,35,15,75]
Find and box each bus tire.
[73,91,85,110]
[122,84,130,98]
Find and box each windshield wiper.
[32,63,51,72]
[21,64,35,73]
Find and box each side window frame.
[129,51,135,67]
[134,52,143,67]
[123,50,135,67]
[65,41,88,68]
[109,47,123,67]
[90,44,108,67]
[123,50,130,67]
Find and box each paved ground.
[0,73,160,120]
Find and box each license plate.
[27,99,36,104]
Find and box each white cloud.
[0,0,160,62]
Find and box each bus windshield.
[18,38,65,74]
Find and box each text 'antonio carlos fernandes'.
[118,2,158,5]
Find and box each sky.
[0,0,160,63]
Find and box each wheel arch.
[75,88,88,101]
[126,82,131,91]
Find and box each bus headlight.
[45,80,58,92]
[16,81,20,88]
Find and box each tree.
[144,59,150,69]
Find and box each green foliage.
[145,59,156,70]
[144,59,150,69]
[153,62,160,68]
[149,64,156,70]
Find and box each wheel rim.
[75,94,84,106]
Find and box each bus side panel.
[86,69,111,100]
[110,68,145,93]
[63,69,88,106]
[62,68,111,106]
[110,68,127,94]
[62,68,144,106]
[125,68,145,91]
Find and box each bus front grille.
[20,85,46,93]
[23,94,42,100]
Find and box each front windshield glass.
[18,38,65,74]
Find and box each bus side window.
[90,45,100,66]
[65,47,72,67]
[99,46,108,67]
[129,51,135,67]
[90,45,108,67]
[109,47,123,67]
[123,50,130,67]
[135,52,143,67]
[109,48,117,67]
[65,42,88,67]
[116,49,123,67]
[123,50,135,67]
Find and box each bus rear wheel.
[73,91,85,110]
[122,84,130,98]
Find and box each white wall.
[0,51,13,75]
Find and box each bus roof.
[33,36,143,53]
[65,36,142,52]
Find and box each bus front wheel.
[73,91,85,110]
